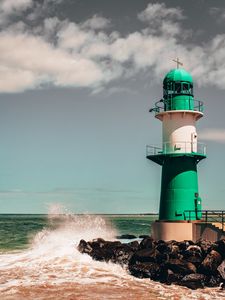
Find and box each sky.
[0,0,225,214]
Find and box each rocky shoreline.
[78,236,225,290]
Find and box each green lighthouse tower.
[147,59,206,241]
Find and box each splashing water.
[0,211,224,300]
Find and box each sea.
[0,213,224,300]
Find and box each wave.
[0,211,224,299]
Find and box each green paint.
[159,156,201,220]
[163,68,197,111]
[147,152,206,166]
[164,68,193,83]
[147,152,205,221]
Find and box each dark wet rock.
[112,245,134,265]
[78,237,225,290]
[129,248,159,264]
[139,235,150,239]
[155,239,165,244]
[116,234,137,239]
[155,252,169,264]
[169,252,181,260]
[91,239,121,251]
[90,240,105,250]
[157,264,169,283]
[91,247,111,262]
[175,241,188,252]
[196,239,215,256]
[167,269,184,285]
[180,273,207,289]
[215,239,225,259]
[92,241,122,262]
[217,260,225,280]
[187,245,202,254]
[186,240,195,246]
[184,254,203,266]
[199,250,222,275]
[127,240,139,252]
[77,239,93,254]
[169,244,180,259]
[173,240,194,253]
[77,238,122,262]
[206,275,223,287]
[138,237,154,250]
[183,245,203,266]
[128,262,161,279]
[165,259,196,275]
[156,242,170,254]
[78,238,135,265]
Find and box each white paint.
[157,111,202,153]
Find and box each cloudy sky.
[0,0,225,213]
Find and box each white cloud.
[199,129,225,143]
[0,0,33,14]
[57,21,92,51]
[0,65,37,92]
[0,2,225,93]
[0,0,33,24]
[138,3,184,23]
[0,31,107,91]
[81,15,111,30]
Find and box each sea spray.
[0,211,224,299]
[0,211,128,292]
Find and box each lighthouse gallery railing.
[150,99,204,115]
[146,142,206,156]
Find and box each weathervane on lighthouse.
[146,61,207,241]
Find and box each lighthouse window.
[182,83,189,93]
[163,82,173,96]
[175,83,181,93]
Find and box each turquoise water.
[0,214,157,251]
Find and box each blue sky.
[0,0,225,213]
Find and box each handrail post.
[222,211,224,232]
[189,210,191,221]
[206,210,208,223]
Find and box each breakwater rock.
[77,237,225,290]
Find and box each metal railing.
[146,141,206,156]
[146,145,163,156]
[150,99,204,115]
[184,210,225,232]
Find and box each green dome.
[163,68,193,83]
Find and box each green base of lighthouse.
[160,155,203,221]
[147,153,206,221]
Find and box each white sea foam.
[0,212,126,288]
[0,209,224,299]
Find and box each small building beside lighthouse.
[147,61,208,241]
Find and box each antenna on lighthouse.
[172,57,183,69]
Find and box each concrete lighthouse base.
[152,221,194,241]
[151,221,225,242]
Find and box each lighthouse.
[147,59,207,241]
